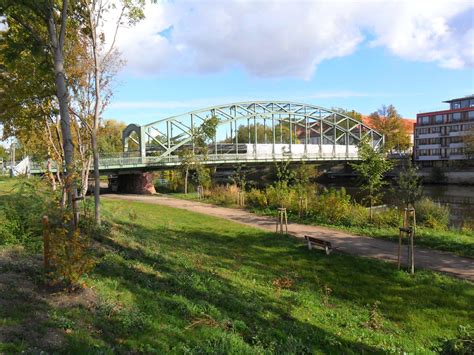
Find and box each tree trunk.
[46,1,78,229]
[91,133,101,225]
[369,199,373,222]
[185,167,189,194]
[90,3,102,225]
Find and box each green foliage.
[194,165,212,189]
[311,188,353,225]
[415,198,450,230]
[332,108,363,121]
[0,178,95,287]
[397,162,423,208]
[97,119,127,155]
[351,139,393,220]
[0,178,55,251]
[440,325,474,355]
[0,145,8,161]
[246,188,268,208]
[371,208,401,228]
[231,164,247,190]
[430,166,447,184]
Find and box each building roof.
[443,94,474,103]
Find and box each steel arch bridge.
[113,101,383,169]
[29,101,384,174]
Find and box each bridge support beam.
[117,172,156,195]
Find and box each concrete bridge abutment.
[117,172,156,195]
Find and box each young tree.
[351,139,393,221]
[396,162,423,209]
[179,116,218,194]
[75,0,144,225]
[368,105,411,153]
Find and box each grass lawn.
[1,197,473,353]
[168,192,474,259]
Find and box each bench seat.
[304,235,333,255]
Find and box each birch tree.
[75,0,144,225]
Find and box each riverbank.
[3,198,474,353]
[163,191,474,259]
[105,194,474,280]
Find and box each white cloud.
[108,0,474,78]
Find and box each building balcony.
[416,133,441,139]
[449,154,467,160]
[449,143,465,148]
[417,144,441,149]
[416,155,441,161]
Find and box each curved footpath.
[105,194,474,282]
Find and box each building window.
[452,112,461,121]
[452,101,461,109]
[431,127,441,133]
[461,100,469,108]
[449,148,464,155]
[470,99,474,108]
[469,110,474,120]
[421,116,430,124]
[449,125,459,132]
[435,114,443,123]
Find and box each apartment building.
[414,95,474,167]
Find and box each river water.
[321,182,474,227]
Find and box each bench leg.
[307,240,312,250]
[325,246,330,255]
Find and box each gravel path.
[105,194,474,282]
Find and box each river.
[321,182,474,227]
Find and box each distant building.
[414,95,474,168]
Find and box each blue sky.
[105,44,474,125]
[103,0,474,126]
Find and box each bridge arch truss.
[121,101,383,166]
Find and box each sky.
[2,0,473,147]
[102,0,474,127]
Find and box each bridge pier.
[117,172,156,195]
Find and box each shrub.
[265,182,295,209]
[207,185,239,207]
[415,198,450,229]
[246,188,268,208]
[439,325,474,354]
[0,178,54,251]
[310,188,353,225]
[371,208,401,228]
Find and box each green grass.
[168,192,474,259]
[3,198,472,353]
[0,176,18,195]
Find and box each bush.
[0,178,54,251]
[206,185,239,207]
[371,208,401,228]
[265,183,295,209]
[310,188,353,225]
[439,325,474,354]
[246,188,268,208]
[415,198,450,229]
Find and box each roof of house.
[443,94,474,103]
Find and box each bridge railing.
[29,151,361,174]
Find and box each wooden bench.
[305,235,333,255]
